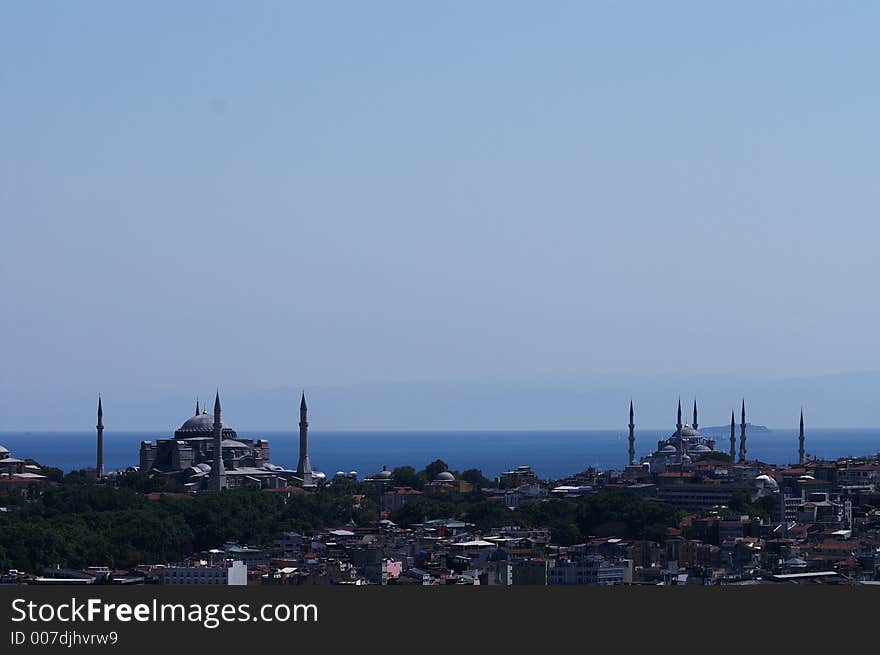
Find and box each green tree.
[727,491,769,520]
[390,466,425,490]
[461,469,491,488]
[25,460,64,483]
[549,521,582,546]
[389,497,457,527]
[463,500,514,531]
[423,459,450,482]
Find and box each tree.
[727,491,769,520]
[574,492,682,542]
[461,469,491,488]
[390,466,425,490]
[549,521,581,546]
[423,459,450,482]
[389,497,456,528]
[25,460,63,483]
[63,470,96,485]
[463,500,514,531]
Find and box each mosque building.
[0,442,49,496]
[633,399,746,473]
[136,391,322,491]
[630,399,807,473]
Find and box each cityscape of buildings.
[1,393,879,587]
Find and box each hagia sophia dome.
[174,409,238,440]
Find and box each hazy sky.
[3,3,880,429]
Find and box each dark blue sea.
[1,429,878,480]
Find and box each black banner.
[2,586,878,651]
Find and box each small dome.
[0,444,9,455]
[660,445,678,454]
[754,474,779,490]
[435,471,455,482]
[690,444,712,453]
[373,466,392,479]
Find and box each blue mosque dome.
[671,425,702,440]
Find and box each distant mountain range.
[3,371,880,431]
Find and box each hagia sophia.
[137,391,324,492]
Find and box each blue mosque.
[631,399,750,473]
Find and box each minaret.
[297,393,313,478]
[676,398,683,452]
[798,409,805,465]
[729,411,736,460]
[692,399,698,431]
[210,391,226,490]
[195,398,200,416]
[739,399,747,463]
[628,400,635,466]
[96,396,104,478]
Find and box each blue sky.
[2,2,880,429]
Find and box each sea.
[1,428,879,480]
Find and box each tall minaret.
[96,396,104,478]
[195,397,200,416]
[729,410,736,460]
[628,400,635,466]
[739,399,747,463]
[798,409,805,465]
[297,392,313,477]
[692,399,699,431]
[676,399,684,456]
[210,391,226,491]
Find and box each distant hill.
[7,370,880,431]
[699,423,770,435]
